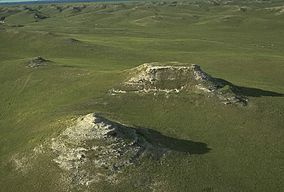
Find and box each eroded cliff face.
[111,62,248,106]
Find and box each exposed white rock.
[120,62,215,94]
[111,89,127,94]
[50,113,168,187]
[127,63,193,85]
[195,85,212,93]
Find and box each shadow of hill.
[95,114,210,155]
[137,128,211,154]
[214,78,284,97]
[234,86,284,97]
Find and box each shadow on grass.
[215,78,284,97]
[137,128,211,154]
[234,86,284,97]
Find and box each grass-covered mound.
[13,113,209,190]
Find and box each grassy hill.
[0,1,283,191]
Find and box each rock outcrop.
[51,113,168,186]
[111,62,248,106]
[27,56,50,68]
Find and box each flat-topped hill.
[111,62,249,106]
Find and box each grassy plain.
[0,1,283,191]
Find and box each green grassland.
[0,0,284,191]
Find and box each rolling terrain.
[0,0,284,191]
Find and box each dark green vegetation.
[0,0,284,191]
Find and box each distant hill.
[0,0,125,5]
